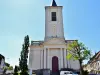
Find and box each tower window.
[51,12,57,21]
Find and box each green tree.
[14,65,19,75]
[8,66,13,70]
[5,62,10,67]
[19,35,29,75]
[3,66,7,74]
[3,62,10,74]
[66,40,92,75]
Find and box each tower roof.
[52,0,57,6]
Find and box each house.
[0,54,5,74]
[84,51,100,74]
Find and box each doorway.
[52,56,59,72]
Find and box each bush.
[14,73,18,75]
[13,66,19,75]
[83,70,89,75]
[20,72,29,75]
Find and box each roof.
[0,54,5,65]
[52,0,57,6]
[0,54,5,59]
[88,51,100,64]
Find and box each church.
[28,0,80,73]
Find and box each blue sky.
[0,0,100,67]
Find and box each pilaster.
[41,50,43,69]
[64,48,67,68]
[60,48,63,68]
[44,48,46,68]
[47,48,50,69]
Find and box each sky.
[0,0,100,67]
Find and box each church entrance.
[52,56,59,72]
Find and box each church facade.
[28,0,80,72]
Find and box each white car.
[6,70,14,74]
[60,71,78,75]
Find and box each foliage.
[14,65,19,75]
[3,64,8,74]
[19,35,29,75]
[66,40,91,61]
[8,66,13,70]
[5,62,10,67]
[3,68,7,74]
[66,40,92,75]
[5,62,13,70]
[82,70,89,75]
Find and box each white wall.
[29,47,42,70]
[45,6,64,41]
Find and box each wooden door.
[52,56,59,72]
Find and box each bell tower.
[45,0,64,41]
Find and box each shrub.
[82,70,89,75]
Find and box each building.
[84,51,100,74]
[0,54,5,74]
[28,0,80,73]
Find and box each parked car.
[6,70,13,74]
[60,71,78,75]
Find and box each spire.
[52,0,57,6]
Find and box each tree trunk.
[79,60,83,75]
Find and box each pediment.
[44,38,66,45]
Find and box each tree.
[14,65,19,75]
[2,62,10,74]
[3,68,7,74]
[8,66,13,70]
[19,35,29,75]
[5,62,10,67]
[66,40,92,75]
